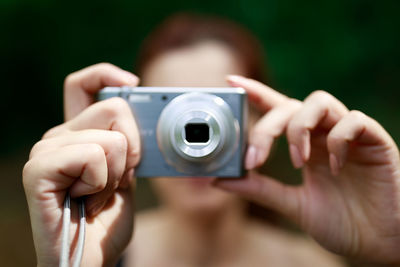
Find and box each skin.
[215,76,400,264]
[23,40,400,266]
[23,63,141,266]
[126,41,342,267]
[140,41,247,220]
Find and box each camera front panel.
[98,87,247,178]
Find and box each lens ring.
[172,111,221,159]
[157,92,239,175]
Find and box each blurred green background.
[0,0,399,265]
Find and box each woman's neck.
[161,202,247,267]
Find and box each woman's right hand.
[215,75,400,264]
[23,64,141,267]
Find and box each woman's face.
[141,40,247,216]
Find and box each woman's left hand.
[214,75,400,264]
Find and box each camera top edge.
[101,86,246,95]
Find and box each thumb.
[213,171,302,223]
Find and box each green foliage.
[1,0,399,154]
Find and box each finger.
[30,129,128,197]
[226,75,289,111]
[119,168,135,189]
[23,144,107,202]
[64,63,139,120]
[327,110,398,175]
[213,172,301,224]
[287,90,348,167]
[246,99,302,169]
[41,98,140,214]
[46,97,141,170]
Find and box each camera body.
[98,87,247,177]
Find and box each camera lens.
[157,92,240,174]
[185,123,209,143]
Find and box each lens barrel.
[157,92,239,174]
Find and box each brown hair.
[135,13,284,225]
[135,12,267,82]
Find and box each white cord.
[59,193,86,267]
[60,193,71,267]
[73,198,86,267]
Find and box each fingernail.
[302,130,311,161]
[290,144,304,168]
[124,72,139,85]
[329,153,340,176]
[245,145,258,170]
[226,75,245,86]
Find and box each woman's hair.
[135,13,285,225]
[135,12,267,82]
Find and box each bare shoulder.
[123,212,346,267]
[243,220,346,267]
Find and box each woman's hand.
[23,63,140,266]
[214,75,400,264]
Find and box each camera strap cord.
[59,193,86,267]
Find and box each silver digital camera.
[98,87,247,177]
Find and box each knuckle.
[95,62,115,70]
[22,160,34,187]
[63,72,76,89]
[64,63,116,90]
[42,125,63,139]
[101,97,131,118]
[348,110,366,120]
[94,177,107,191]
[347,110,370,129]
[29,140,47,159]
[42,129,53,139]
[110,131,128,153]
[307,90,333,103]
[127,145,141,167]
[22,158,43,192]
[286,98,303,109]
[86,144,105,159]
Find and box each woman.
[126,14,342,267]
[23,14,400,266]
